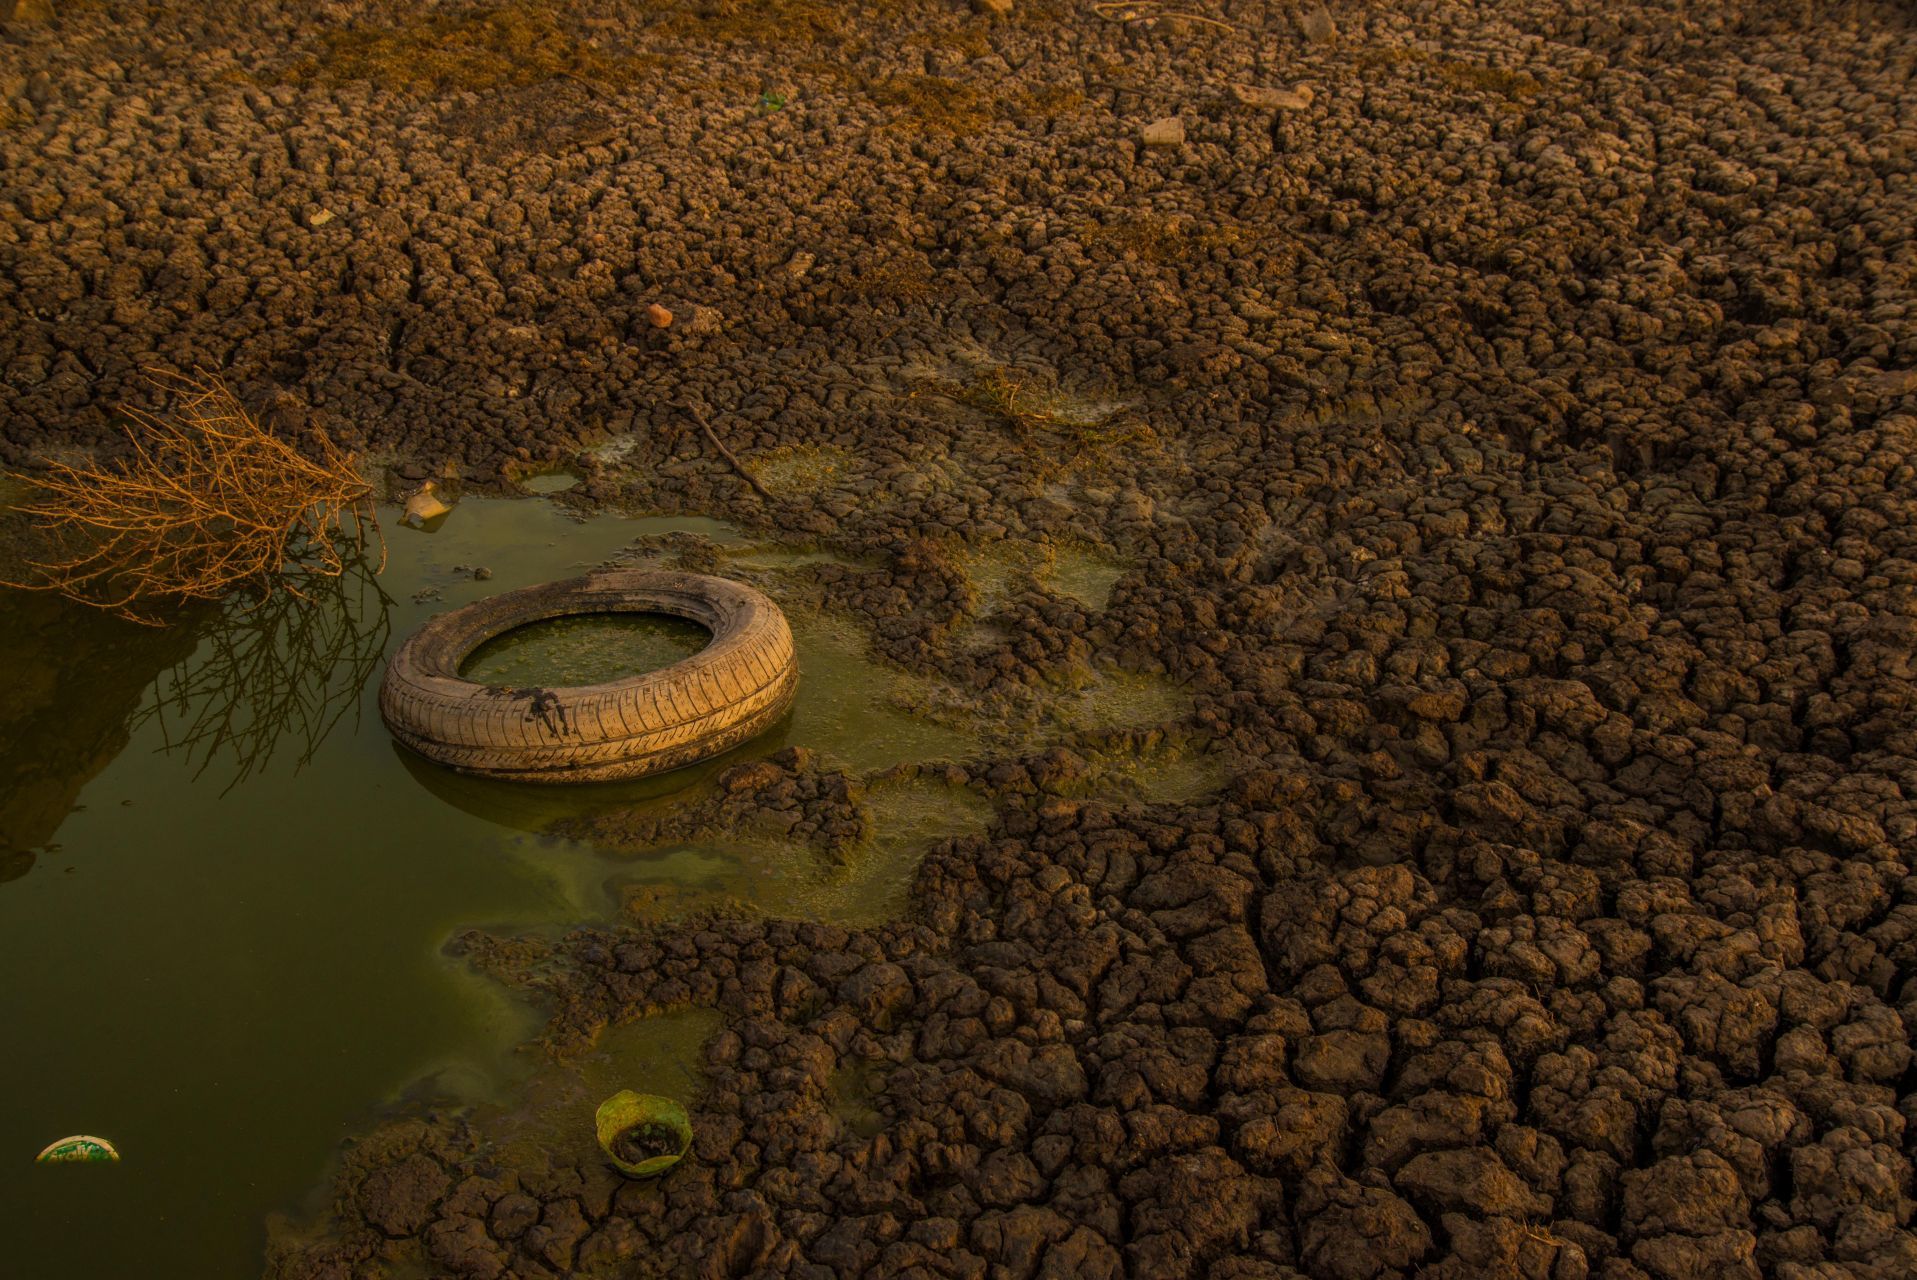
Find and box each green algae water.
[0,498,647,1279]
[460,613,711,687]
[0,493,1202,1278]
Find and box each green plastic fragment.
[36,1135,119,1164]
[594,1091,692,1178]
[755,91,786,114]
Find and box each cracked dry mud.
[7,0,1917,1277]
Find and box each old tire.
[379,569,798,783]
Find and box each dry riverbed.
[4,0,1917,1277]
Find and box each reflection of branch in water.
[134,556,394,794]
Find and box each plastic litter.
[594,1091,692,1178]
[37,1135,119,1164]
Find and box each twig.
[686,404,775,502]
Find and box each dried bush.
[2,371,382,625]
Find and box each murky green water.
[518,469,581,495]
[0,498,648,1278]
[0,492,1203,1278]
[461,613,712,688]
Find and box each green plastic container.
[594,1092,692,1178]
[37,1135,119,1164]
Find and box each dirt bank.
[8,0,1917,1276]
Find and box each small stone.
[785,251,815,278]
[473,567,492,581]
[1298,5,1337,42]
[304,207,334,228]
[1141,117,1186,148]
[645,303,674,329]
[971,0,1012,14]
[1230,83,1315,111]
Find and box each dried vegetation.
[1355,44,1546,101]
[747,443,854,495]
[3,373,380,625]
[282,5,656,95]
[864,73,992,132]
[1077,212,1250,265]
[650,0,860,47]
[905,366,1156,481]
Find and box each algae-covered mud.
[9,0,1917,1276]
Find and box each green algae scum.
[460,612,712,688]
[0,491,1210,1277]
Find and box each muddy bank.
[8,0,1917,1276]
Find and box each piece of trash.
[1141,117,1186,148]
[402,480,453,528]
[755,90,787,114]
[595,1091,693,1178]
[37,1135,119,1164]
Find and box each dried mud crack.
[7,0,1917,1277]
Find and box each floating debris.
[37,1135,119,1164]
[401,480,453,528]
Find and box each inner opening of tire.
[459,612,713,688]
